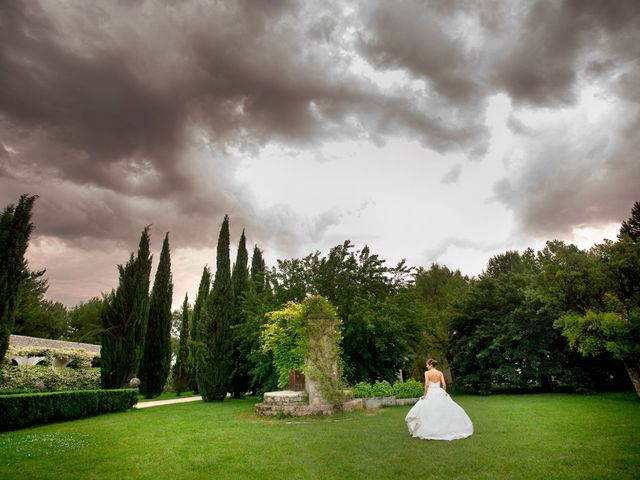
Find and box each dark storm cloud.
[1,0,640,255]
[0,0,492,251]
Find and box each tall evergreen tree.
[173,293,191,395]
[139,233,174,398]
[197,215,233,401]
[618,201,640,242]
[251,245,267,293]
[230,229,250,398]
[189,265,211,392]
[0,194,37,362]
[101,226,152,389]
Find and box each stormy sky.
[1,0,639,308]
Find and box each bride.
[405,358,473,440]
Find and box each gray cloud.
[441,164,462,184]
[1,0,640,305]
[0,0,493,251]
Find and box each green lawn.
[1,392,638,479]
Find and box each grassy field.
[0,392,638,479]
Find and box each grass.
[0,392,638,479]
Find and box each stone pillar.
[304,312,339,408]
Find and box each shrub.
[371,380,394,397]
[3,346,99,369]
[0,366,100,393]
[352,381,374,398]
[0,389,138,431]
[393,380,423,399]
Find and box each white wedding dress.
[405,381,473,440]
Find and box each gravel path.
[134,396,203,409]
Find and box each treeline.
[2,194,639,398]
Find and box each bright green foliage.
[189,266,211,392]
[139,233,173,398]
[65,297,104,344]
[173,294,191,395]
[230,230,250,398]
[100,227,152,389]
[260,296,346,403]
[0,194,37,362]
[352,381,374,398]
[558,310,640,360]
[197,215,233,401]
[393,379,424,399]
[558,309,640,397]
[260,301,306,388]
[371,380,394,397]
[353,379,422,399]
[0,389,137,431]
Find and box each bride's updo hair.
[426,358,438,367]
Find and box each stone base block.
[263,390,308,406]
[396,397,419,406]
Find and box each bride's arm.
[440,372,447,391]
[423,372,429,398]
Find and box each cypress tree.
[189,265,211,392]
[250,245,267,293]
[139,233,173,398]
[0,194,37,362]
[101,226,152,389]
[619,201,640,242]
[197,215,233,401]
[230,229,250,398]
[173,293,191,395]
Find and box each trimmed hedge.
[0,389,138,431]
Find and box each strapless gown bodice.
[405,381,473,441]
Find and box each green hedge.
[0,366,100,393]
[0,389,138,431]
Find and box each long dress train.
[405,381,473,440]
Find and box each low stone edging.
[254,393,420,417]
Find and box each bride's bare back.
[425,369,446,389]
